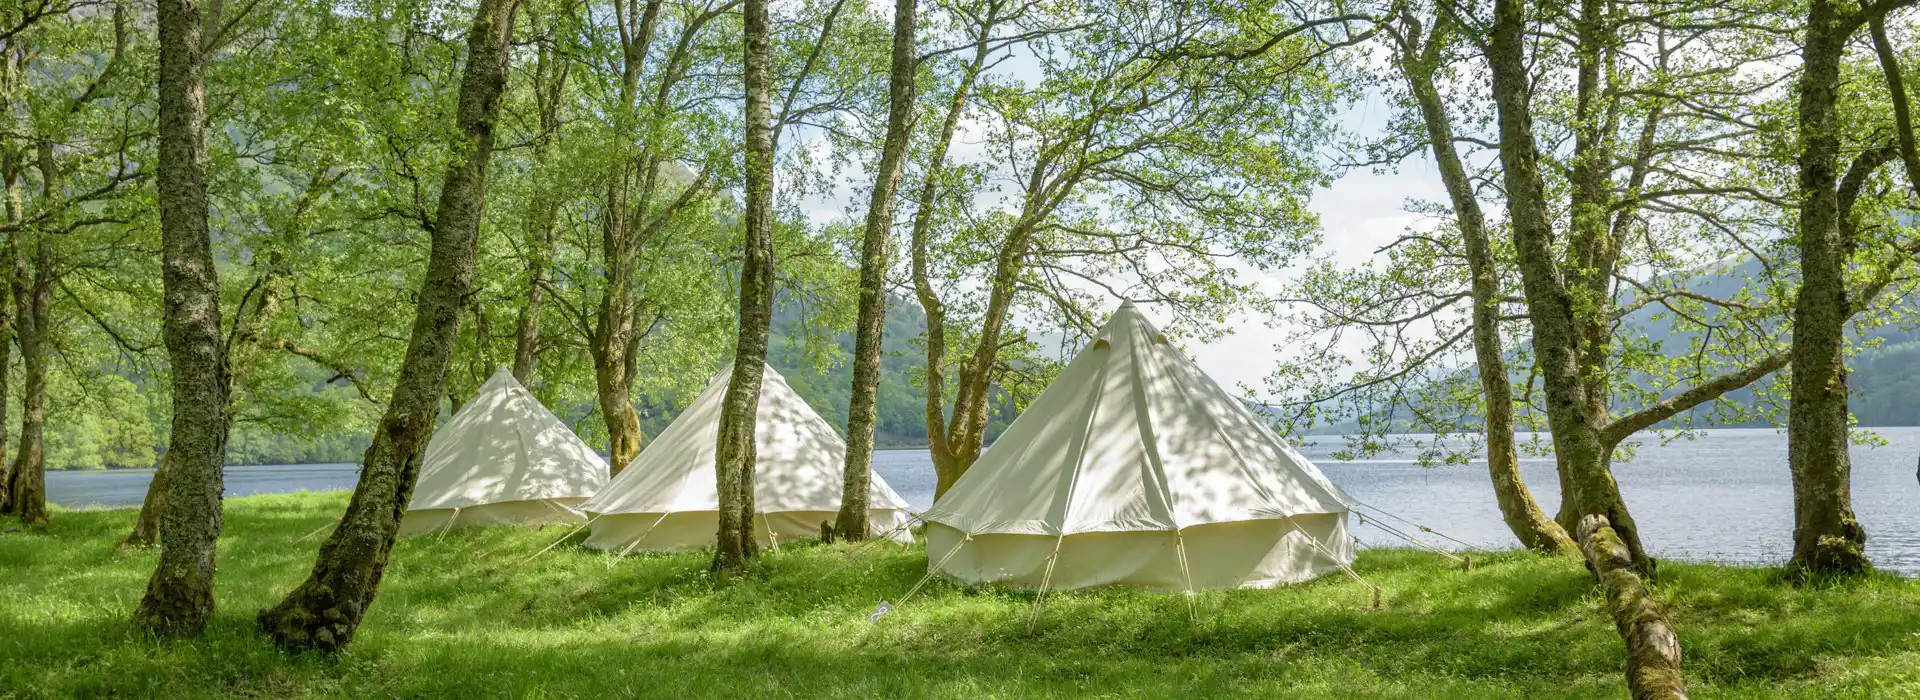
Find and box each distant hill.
[1301,255,1920,435]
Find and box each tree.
[134,0,228,637]
[1481,0,1808,576]
[586,0,731,474]
[835,0,919,541]
[0,3,143,525]
[257,0,522,651]
[712,0,774,572]
[1785,0,1917,579]
[509,0,572,386]
[913,1,1340,497]
[1380,7,1573,554]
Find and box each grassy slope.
[2,493,1917,699]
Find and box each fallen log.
[1578,514,1687,700]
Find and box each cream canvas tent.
[920,301,1356,591]
[580,363,914,553]
[399,368,611,536]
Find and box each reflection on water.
[47,428,1920,574]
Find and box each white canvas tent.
[920,301,1356,591]
[580,363,915,553]
[399,368,611,537]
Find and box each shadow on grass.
[2,494,1917,699]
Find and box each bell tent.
[919,301,1356,591]
[399,368,611,536]
[580,363,915,553]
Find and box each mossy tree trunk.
[1781,0,1915,579]
[7,226,48,526]
[1577,515,1687,700]
[0,145,19,517]
[1390,12,1574,555]
[136,0,229,636]
[256,0,519,651]
[1487,0,1654,575]
[1785,8,1864,573]
[835,0,918,541]
[713,0,774,572]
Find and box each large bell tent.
[919,301,1356,591]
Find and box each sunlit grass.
[2,492,1917,698]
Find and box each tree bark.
[834,0,918,541]
[1394,15,1574,554]
[713,0,774,572]
[136,0,229,636]
[7,227,47,526]
[1487,0,1653,575]
[256,0,519,651]
[1578,515,1688,700]
[126,186,298,548]
[1785,0,1870,579]
[0,146,20,516]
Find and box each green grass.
[2,493,1918,698]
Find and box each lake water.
[46,427,1920,574]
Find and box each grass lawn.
[2,492,1918,698]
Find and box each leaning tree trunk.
[1785,0,1869,579]
[835,0,919,541]
[256,0,519,651]
[136,0,230,636]
[1398,24,1574,554]
[712,0,774,572]
[1578,515,1688,700]
[7,236,48,526]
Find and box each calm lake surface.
[47,427,1920,574]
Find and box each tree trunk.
[510,211,553,385]
[510,9,570,386]
[901,9,1002,502]
[835,0,918,540]
[1578,515,1688,700]
[1395,19,1574,554]
[7,235,47,526]
[713,0,774,572]
[932,230,1028,496]
[1785,1,1868,579]
[590,320,643,472]
[123,454,172,548]
[137,0,229,636]
[256,0,519,651]
[0,149,19,516]
[1487,0,1652,575]
[127,222,291,548]
[587,0,663,475]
